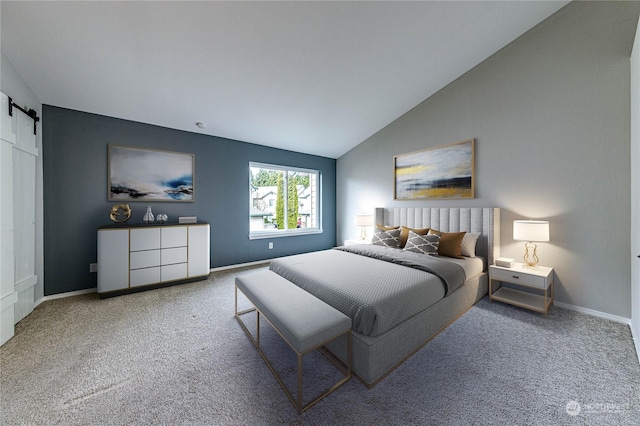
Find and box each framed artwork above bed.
[108,145,195,202]
[394,139,475,200]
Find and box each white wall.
[337,2,639,318]
[631,17,640,360]
[0,53,44,303]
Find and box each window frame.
[249,161,323,240]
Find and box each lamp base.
[522,242,539,268]
[360,227,368,241]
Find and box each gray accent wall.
[43,106,336,296]
[337,2,640,317]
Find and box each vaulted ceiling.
[1,1,568,158]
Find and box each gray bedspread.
[336,245,466,295]
[269,246,466,337]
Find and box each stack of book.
[495,257,515,268]
[178,216,198,224]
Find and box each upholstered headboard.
[375,207,500,270]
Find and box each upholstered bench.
[234,270,352,414]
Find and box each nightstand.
[344,239,370,246]
[489,263,554,317]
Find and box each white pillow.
[460,232,481,257]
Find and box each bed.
[269,207,500,387]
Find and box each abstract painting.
[394,139,474,199]
[108,145,194,202]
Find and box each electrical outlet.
[268,242,273,249]
[89,263,98,273]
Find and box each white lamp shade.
[513,220,549,242]
[354,214,374,227]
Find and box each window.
[249,162,321,238]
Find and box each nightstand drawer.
[491,267,549,288]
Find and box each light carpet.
[1,265,639,425]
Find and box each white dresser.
[97,223,210,297]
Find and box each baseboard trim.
[210,260,270,272]
[34,288,96,308]
[630,320,640,366]
[554,301,631,325]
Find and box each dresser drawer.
[161,227,187,248]
[161,263,188,282]
[130,267,161,287]
[130,228,160,251]
[161,247,187,265]
[491,267,549,289]
[130,249,161,270]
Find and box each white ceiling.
[1,1,567,159]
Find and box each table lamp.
[354,214,374,240]
[513,220,549,268]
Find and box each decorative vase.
[143,206,154,224]
[156,213,168,224]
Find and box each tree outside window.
[249,162,320,235]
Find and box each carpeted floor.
[1,265,639,425]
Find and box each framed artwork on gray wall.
[108,145,195,202]
[394,139,474,200]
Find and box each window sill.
[249,229,323,240]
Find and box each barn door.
[0,91,38,345]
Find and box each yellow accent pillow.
[428,229,467,258]
[376,224,399,231]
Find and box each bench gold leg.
[298,353,303,413]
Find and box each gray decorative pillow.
[371,228,401,248]
[403,231,440,255]
[460,232,481,257]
